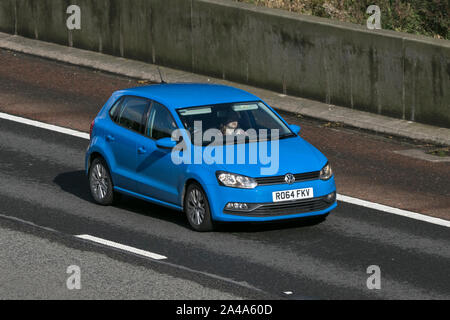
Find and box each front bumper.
[205,176,337,222]
[224,192,336,217]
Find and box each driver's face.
[226,121,238,129]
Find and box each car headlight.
[216,171,258,189]
[319,163,333,180]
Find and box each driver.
[221,113,245,136]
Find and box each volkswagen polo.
[86,84,337,231]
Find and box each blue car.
[86,83,337,231]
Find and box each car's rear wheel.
[89,158,114,205]
[184,183,214,232]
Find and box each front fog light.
[325,192,336,203]
[225,202,249,211]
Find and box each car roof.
[114,83,260,110]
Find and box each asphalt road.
[0,218,245,300]
[0,49,449,300]
[0,118,449,299]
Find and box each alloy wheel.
[187,188,206,226]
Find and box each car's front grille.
[255,171,320,186]
[224,195,334,217]
[251,198,331,216]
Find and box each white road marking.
[337,194,450,228]
[1,112,448,228]
[284,291,293,295]
[0,112,90,140]
[76,234,167,260]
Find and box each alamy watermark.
[66,5,381,32]
[66,265,81,290]
[366,265,381,290]
[366,5,381,30]
[169,124,280,176]
[66,5,81,30]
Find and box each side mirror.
[156,137,177,149]
[289,124,301,135]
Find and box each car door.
[135,101,184,205]
[107,96,150,191]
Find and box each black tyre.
[184,182,214,231]
[89,158,115,205]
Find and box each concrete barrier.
[0,0,449,128]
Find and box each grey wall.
[1,0,449,128]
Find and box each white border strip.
[76,234,167,260]
[1,112,449,228]
[0,112,90,140]
[337,194,450,228]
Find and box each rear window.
[109,97,123,122]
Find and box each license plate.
[272,188,314,202]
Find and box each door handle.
[137,147,147,154]
[106,135,115,142]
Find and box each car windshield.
[177,101,294,146]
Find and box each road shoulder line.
[337,194,450,228]
[0,112,90,140]
[76,234,167,260]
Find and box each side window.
[109,97,123,122]
[146,102,177,140]
[117,97,150,134]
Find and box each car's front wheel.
[184,183,214,232]
[89,158,114,205]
